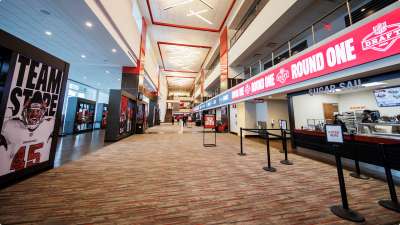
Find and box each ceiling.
[158,42,211,73]
[163,71,197,91]
[0,0,135,91]
[146,0,235,32]
[139,0,236,93]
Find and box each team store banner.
[194,7,400,112]
[0,54,64,176]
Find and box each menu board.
[374,87,400,107]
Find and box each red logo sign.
[362,22,400,52]
[276,68,290,84]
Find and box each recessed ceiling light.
[118,78,121,81]
[81,54,86,58]
[112,48,117,53]
[361,8,366,12]
[45,31,52,36]
[105,70,110,74]
[40,9,51,15]
[85,21,93,28]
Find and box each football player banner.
[0,54,65,177]
[204,114,216,129]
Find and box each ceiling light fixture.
[361,8,366,12]
[199,0,214,9]
[188,9,213,25]
[81,54,86,58]
[105,70,110,74]
[45,31,52,36]
[163,0,193,10]
[112,48,117,53]
[85,21,93,28]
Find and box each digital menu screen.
[374,87,400,107]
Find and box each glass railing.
[234,0,397,88]
[230,0,267,48]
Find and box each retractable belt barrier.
[239,128,293,172]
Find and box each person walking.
[183,116,187,127]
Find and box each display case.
[94,103,108,129]
[63,97,96,135]
[105,90,137,141]
[357,123,400,138]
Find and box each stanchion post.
[330,144,365,222]
[280,129,293,165]
[378,143,400,213]
[349,134,369,180]
[326,124,364,222]
[238,128,246,156]
[263,131,276,172]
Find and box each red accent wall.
[220,27,229,91]
[122,18,147,75]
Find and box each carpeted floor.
[0,124,399,225]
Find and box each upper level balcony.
[230,0,398,88]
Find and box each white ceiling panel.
[159,42,210,73]
[146,0,235,31]
[0,0,135,91]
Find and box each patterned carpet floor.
[0,124,400,225]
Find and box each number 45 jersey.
[0,118,53,177]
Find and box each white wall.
[204,63,220,90]
[230,104,239,133]
[85,0,140,60]
[158,75,168,122]
[267,100,289,128]
[293,94,339,129]
[256,102,267,122]
[339,90,400,117]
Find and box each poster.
[0,54,64,176]
[127,100,135,132]
[120,95,128,134]
[204,114,216,129]
[325,125,344,144]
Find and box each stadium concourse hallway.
[1,124,400,225]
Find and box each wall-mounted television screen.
[374,86,400,107]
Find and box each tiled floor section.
[0,124,400,225]
[54,130,109,167]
